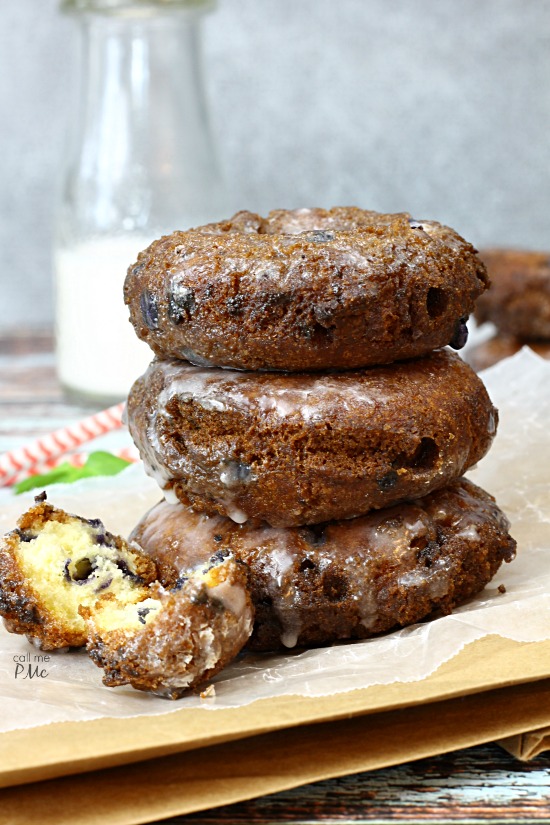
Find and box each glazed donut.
[124,208,488,371]
[130,478,517,652]
[0,496,254,696]
[126,349,497,528]
[476,249,550,339]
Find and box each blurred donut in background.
[466,249,550,371]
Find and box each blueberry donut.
[0,494,158,649]
[82,549,253,698]
[476,249,550,339]
[0,496,254,695]
[124,208,488,371]
[126,349,498,528]
[130,478,516,652]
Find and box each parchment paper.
[1,348,549,734]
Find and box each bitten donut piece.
[0,497,254,695]
[476,249,550,339]
[0,495,158,650]
[82,551,253,698]
[127,349,498,528]
[124,207,488,371]
[130,478,516,652]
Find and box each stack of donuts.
[466,249,550,371]
[0,208,515,698]
[123,208,516,656]
[0,207,518,698]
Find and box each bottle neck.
[61,9,225,241]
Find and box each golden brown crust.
[0,529,77,650]
[83,554,254,697]
[130,478,516,652]
[124,208,488,371]
[476,249,550,339]
[127,349,498,528]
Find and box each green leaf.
[14,451,132,495]
[82,451,132,477]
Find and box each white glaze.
[238,529,302,646]
[133,477,510,655]
[397,557,453,600]
[457,525,481,541]
[220,499,249,524]
[280,629,300,648]
[207,577,249,619]
[128,350,493,528]
[162,488,180,506]
[133,500,227,567]
[152,359,391,424]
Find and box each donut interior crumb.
[85,559,227,634]
[15,516,153,637]
[87,594,163,632]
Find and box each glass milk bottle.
[55,0,227,405]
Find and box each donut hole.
[426,287,449,319]
[90,595,163,633]
[301,525,327,547]
[395,438,439,472]
[411,437,439,469]
[298,321,335,343]
[377,470,398,492]
[322,573,348,602]
[414,539,441,569]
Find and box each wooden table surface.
[1,330,549,825]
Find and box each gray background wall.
[1,0,550,331]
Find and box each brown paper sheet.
[2,634,550,791]
[2,677,550,825]
[499,728,550,760]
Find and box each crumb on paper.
[498,584,506,594]
[200,684,216,699]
